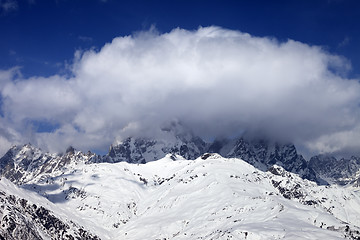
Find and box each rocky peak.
[2,129,359,186]
[105,123,208,164]
[0,144,100,185]
[65,146,75,155]
[309,154,360,185]
[209,137,318,182]
[0,178,100,239]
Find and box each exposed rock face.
[209,138,318,182]
[105,124,319,182]
[1,140,360,239]
[1,126,360,188]
[0,144,101,185]
[309,155,360,185]
[106,124,208,164]
[0,184,100,240]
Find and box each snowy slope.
[3,124,360,188]
[0,177,100,239]
[9,153,360,240]
[209,138,318,182]
[107,131,319,183]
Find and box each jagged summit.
[309,154,360,185]
[1,126,360,187]
[1,129,360,239]
[65,146,76,155]
[0,143,101,185]
[106,122,207,164]
[208,138,318,182]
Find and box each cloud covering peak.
[0,26,359,156]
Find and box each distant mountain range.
[1,125,360,239]
[103,124,360,186]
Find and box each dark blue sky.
[1,0,360,78]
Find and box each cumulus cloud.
[0,26,360,156]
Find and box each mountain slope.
[103,125,320,182]
[1,129,360,239]
[0,144,101,185]
[209,138,318,182]
[0,177,100,240]
[3,153,358,239]
[2,129,360,188]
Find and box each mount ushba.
[1,126,360,239]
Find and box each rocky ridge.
[1,126,360,239]
[2,154,360,239]
[0,177,100,240]
[1,126,360,187]
[309,155,360,186]
[0,144,103,186]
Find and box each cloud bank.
[1,26,360,156]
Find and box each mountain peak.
[309,154,360,185]
[2,127,360,187]
[65,146,75,155]
[106,126,207,164]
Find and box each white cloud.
[338,36,350,48]
[78,36,93,42]
[0,26,360,156]
[0,0,18,14]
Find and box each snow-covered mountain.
[1,153,360,239]
[0,144,102,185]
[208,138,318,182]
[105,125,319,182]
[309,155,360,186]
[0,177,100,239]
[1,125,360,188]
[2,126,360,239]
[106,129,207,164]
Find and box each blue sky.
[1,0,360,156]
[1,0,359,78]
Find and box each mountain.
[2,126,360,239]
[106,123,207,164]
[0,177,100,239]
[1,154,360,239]
[209,138,318,182]
[2,125,359,187]
[0,144,102,185]
[106,135,206,164]
[2,124,360,188]
[309,155,360,186]
[105,124,319,182]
